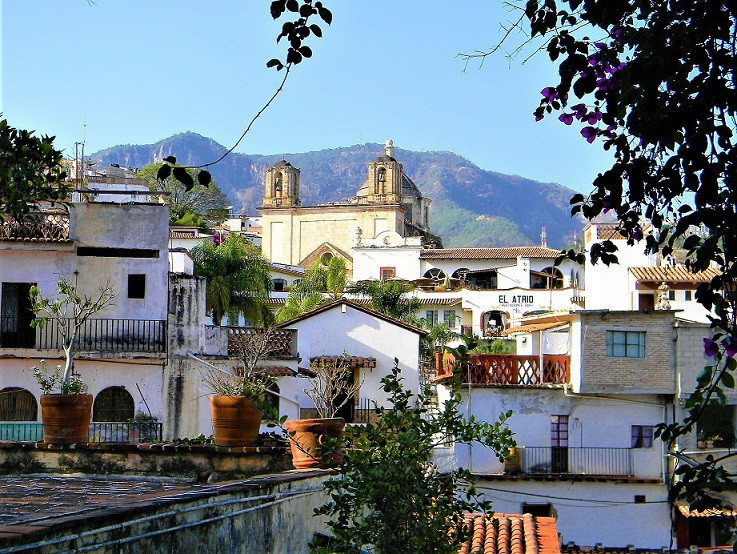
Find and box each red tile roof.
[309,355,377,369]
[459,513,560,554]
[629,266,720,284]
[420,247,561,260]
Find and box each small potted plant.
[285,354,362,469]
[30,280,114,444]
[205,327,281,447]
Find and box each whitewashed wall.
[284,304,422,410]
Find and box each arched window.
[274,172,283,197]
[272,278,288,292]
[451,268,469,279]
[0,387,37,421]
[320,252,334,265]
[423,268,446,281]
[532,267,564,289]
[93,387,135,422]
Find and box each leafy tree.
[275,256,348,322]
[136,162,228,228]
[472,0,737,529]
[347,279,421,322]
[313,360,515,553]
[191,234,273,326]
[0,118,68,220]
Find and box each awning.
[500,322,569,335]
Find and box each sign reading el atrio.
[498,294,534,307]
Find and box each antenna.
[540,226,547,248]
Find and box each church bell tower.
[263,160,300,208]
[365,140,402,204]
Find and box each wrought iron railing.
[0,422,162,443]
[0,317,166,353]
[225,327,296,358]
[520,446,633,476]
[89,421,163,443]
[353,398,380,424]
[0,211,70,242]
[436,353,570,385]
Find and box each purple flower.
[559,113,574,125]
[704,337,720,358]
[602,201,612,214]
[722,336,737,358]
[535,112,544,122]
[612,28,623,41]
[572,104,587,119]
[541,87,558,101]
[581,127,598,143]
[594,42,606,49]
[587,111,603,124]
[633,227,643,241]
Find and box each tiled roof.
[459,513,560,554]
[420,247,561,260]
[310,355,377,369]
[629,266,720,283]
[259,366,297,377]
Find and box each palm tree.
[191,234,273,326]
[275,256,348,322]
[347,279,420,322]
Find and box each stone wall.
[579,311,676,394]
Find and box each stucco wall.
[478,479,670,548]
[286,304,421,410]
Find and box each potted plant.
[204,327,281,447]
[30,280,115,444]
[285,354,362,469]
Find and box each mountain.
[91,132,586,248]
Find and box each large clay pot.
[40,394,93,444]
[284,418,345,469]
[210,395,261,447]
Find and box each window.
[443,310,457,328]
[263,382,280,420]
[93,387,135,422]
[551,415,568,446]
[423,268,446,281]
[631,425,653,448]
[379,267,396,281]
[607,331,646,358]
[272,278,287,292]
[668,290,675,301]
[685,290,692,301]
[522,503,552,517]
[0,387,37,421]
[128,274,146,299]
[425,310,439,326]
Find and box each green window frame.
[606,330,646,358]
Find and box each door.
[1,283,36,348]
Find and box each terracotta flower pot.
[210,395,261,447]
[40,394,93,444]
[284,418,345,469]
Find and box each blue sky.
[1,1,613,192]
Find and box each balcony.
[435,353,570,386]
[0,211,70,242]
[516,446,634,477]
[0,317,166,353]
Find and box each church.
[259,141,442,268]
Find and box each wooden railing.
[436,353,570,386]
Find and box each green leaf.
[173,166,194,191]
[156,164,171,181]
[197,170,212,187]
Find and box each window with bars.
[631,425,653,448]
[379,267,396,281]
[606,330,646,358]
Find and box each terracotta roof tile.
[420,247,561,260]
[629,266,720,284]
[459,514,560,554]
[309,355,376,369]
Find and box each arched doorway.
[0,387,37,421]
[93,387,135,422]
